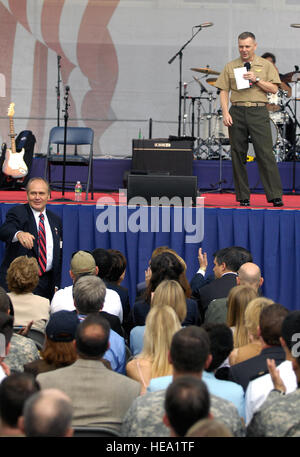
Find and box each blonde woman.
[130,279,186,355]
[229,297,274,365]
[226,285,257,349]
[126,305,181,394]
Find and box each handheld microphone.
[295,65,299,72]
[244,62,252,87]
[194,22,214,28]
[65,85,70,92]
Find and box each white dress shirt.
[50,284,123,323]
[245,360,297,425]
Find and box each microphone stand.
[53,86,72,202]
[56,56,61,154]
[168,27,202,138]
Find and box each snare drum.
[200,114,229,140]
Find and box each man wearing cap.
[50,250,123,323]
[215,32,283,207]
[0,177,62,300]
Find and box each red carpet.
[0,190,299,209]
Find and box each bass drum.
[247,119,279,159]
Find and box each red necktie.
[38,213,47,275]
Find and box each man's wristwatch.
[255,77,260,83]
[271,388,285,395]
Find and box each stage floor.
[0,189,299,210]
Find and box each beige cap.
[70,251,96,275]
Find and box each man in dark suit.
[0,177,62,300]
[229,303,289,391]
[191,246,252,321]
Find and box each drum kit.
[185,66,300,163]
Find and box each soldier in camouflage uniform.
[247,311,300,437]
[5,333,40,373]
[121,326,245,437]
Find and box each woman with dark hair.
[131,251,200,328]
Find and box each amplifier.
[132,138,194,176]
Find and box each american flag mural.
[0,0,119,156]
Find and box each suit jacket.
[36,358,141,432]
[0,203,62,295]
[229,346,286,392]
[193,272,238,319]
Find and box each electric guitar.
[2,103,28,178]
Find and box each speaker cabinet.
[127,174,197,206]
[132,138,194,176]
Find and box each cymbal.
[191,67,220,75]
[206,78,217,86]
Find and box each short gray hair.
[23,389,73,437]
[73,275,106,315]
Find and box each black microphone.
[65,85,70,92]
[194,22,214,28]
[244,62,252,87]
[295,65,299,72]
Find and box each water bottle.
[74,181,82,202]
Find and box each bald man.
[236,262,264,293]
[19,388,73,437]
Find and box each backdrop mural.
[0,0,299,158]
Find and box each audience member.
[229,297,274,366]
[126,306,181,394]
[51,250,123,322]
[132,251,199,328]
[245,310,298,426]
[247,310,300,437]
[229,303,288,391]
[149,322,245,419]
[236,262,264,292]
[191,247,251,320]
[6,256,50,333]
[24,310,78,377]
[163,376,211,437]
[227,285,258,348]
[37,313,140,432]
[105,249,131,323]
[92,248,124,321]
[202,323,245,419]
[0,287,39,373]
[121,326,245,437]
[185,418,233,437]
[19,388,73,437]
[0,372,40,436]
[0,311,14,382]
[130,279,187,356]
[73,275,126,373]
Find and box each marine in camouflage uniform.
[5,333,40,373]
[121,389,245,437]
[247,388,300,437]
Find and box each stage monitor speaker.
[132,138,194,176]
[127,174,197,206]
